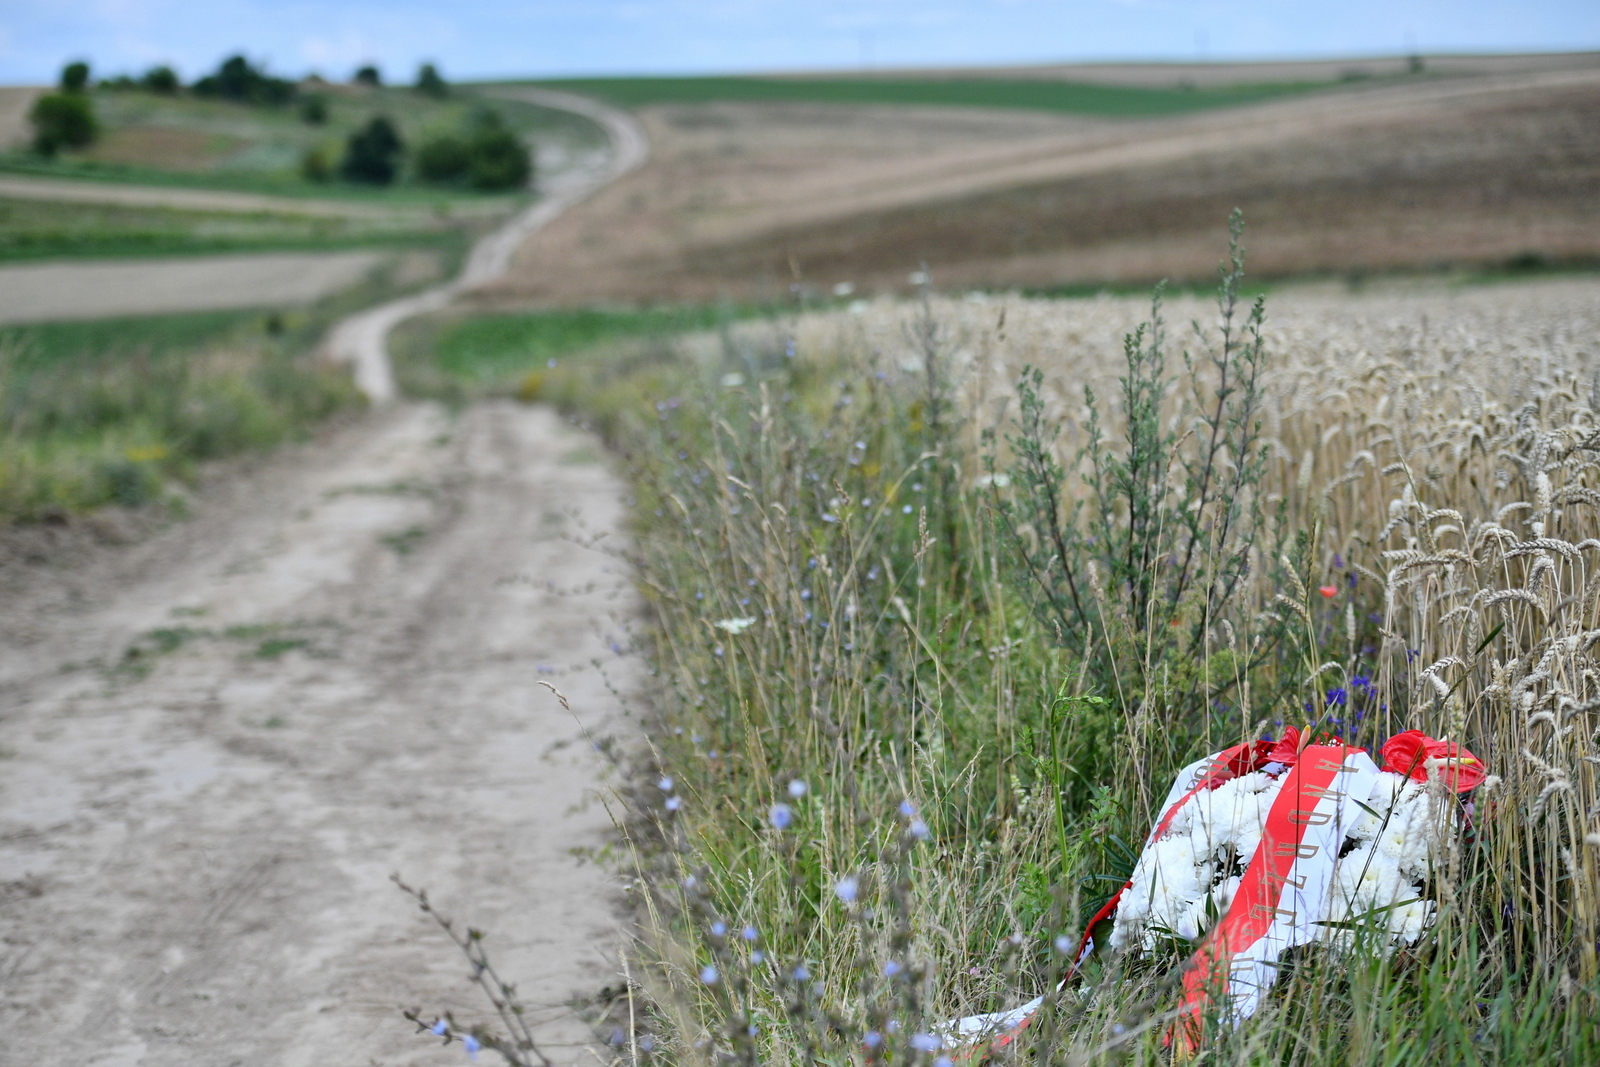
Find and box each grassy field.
[450,242,1600,1065]
[527,74,1360,116]
[0,86,605,199]
[389,303,771,401]
[0,195,473,261]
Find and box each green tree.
[415,62,448,98]
[341,116,404,185]
[29,93,97,156]
[141,65,180,94]
[300,94,329,125]
[60,61,90,93]
[353,65,381,87]
[192,54,295,105]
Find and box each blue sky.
[1,1,1595,84]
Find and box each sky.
[1,0,1596,84]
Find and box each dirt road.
[0,175,478,220]
[326,88,648,403]
[0,400,643,1065]
[0,250,386,325]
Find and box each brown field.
[82,125,248,171]
[483,56,1600,306]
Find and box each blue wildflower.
[431,1019,449,1036]
[835,877,858,903]
[769,804,793,829]
[463,1034,480,1060]
[700,964,719,985]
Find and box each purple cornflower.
[769,803,794,830]
[835,877,859,903]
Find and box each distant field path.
[324,88,649,403]
[0,175,454,219]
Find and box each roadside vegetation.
[405,224,1599,1063]
[0,256,466,518]
[389,303,767,403]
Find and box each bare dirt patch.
[83,126,249,172]
[483,66,1600,305]
[0,400,643,1064]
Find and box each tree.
[415,62,448,98]
[414,135,470,183]
[341,116,404,185]
[60,61,90,93]
[142,65,180,94]
[192,54,295,106]
[30,93,96,155]
[353,65,382,87]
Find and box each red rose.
[1380,730,1485,792]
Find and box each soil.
[0,400,645,1065]
[481,64,1600,305]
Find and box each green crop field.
[525,73,1359,116]
[0,196,472,262]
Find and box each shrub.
[415,62,448,99]
[414,135,471,183]
[59,61,89,93]
[141,65,179,94]
[467,126,531,191]
[341,116,404,185]
[461,112,530,191]
[299,93,328,125]
[299,142,336,183]
[353,65,381,87]
[29,93,97,156]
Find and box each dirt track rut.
[0,401,643,1065]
